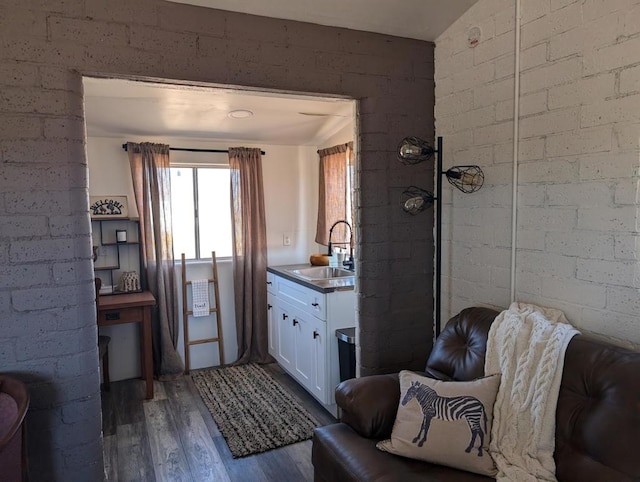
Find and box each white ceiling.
[168,0,478,41]
[83,78,355,145]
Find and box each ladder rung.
[185,279,215,285]
[186,308,219,316]
[188,337,220,346]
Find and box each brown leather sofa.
[312,307,640,481]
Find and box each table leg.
[141,306,154,399]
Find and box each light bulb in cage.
[445,165,484,193]
[397,137,435,165]
[401,186,434,215]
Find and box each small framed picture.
[90,196,129,219]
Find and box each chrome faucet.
[328,220,354,271]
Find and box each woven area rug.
[191,363,320,458]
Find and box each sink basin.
[289,266,354,280]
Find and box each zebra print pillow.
[377,371,500,477]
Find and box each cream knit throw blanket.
[485,302,579,482]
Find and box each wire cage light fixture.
[397,136,485,337]
[445,165,484,193]
[402,186,435,215]
[397,136,435,165]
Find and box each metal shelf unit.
[92,218,144,295]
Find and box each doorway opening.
[83,75,358,383]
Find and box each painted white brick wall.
[436,0,640,349]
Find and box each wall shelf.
[91,217,144,295]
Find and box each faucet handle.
[342,257,355,271]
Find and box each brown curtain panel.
[315,142,354,247]
[229,147,271,365]
[127,142,184,378]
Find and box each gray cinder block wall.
[0,1,434,478]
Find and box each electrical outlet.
[283,234,291,246]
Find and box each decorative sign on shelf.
[90,196,128,219]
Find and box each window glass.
[170,168,196,259]
[197,168,232,258]
[169,166,231,260]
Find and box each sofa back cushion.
[555,336,640,482]
[425,307,499,381]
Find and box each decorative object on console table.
[118,271,140,293]
[397,136,485,337]
[89,196,128,219]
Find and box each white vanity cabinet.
[267,269,355,417]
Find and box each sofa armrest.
[334,374,400,440]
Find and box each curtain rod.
[317,141,352,154]
[121,144,265,155]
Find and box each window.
[170,166,232,259]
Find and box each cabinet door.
[267,292,277,358]
[275,300,295,371]
[309,318,327,404]
[293,312,314,391]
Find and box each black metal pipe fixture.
[121,144,265,155]
[397,136,484,338]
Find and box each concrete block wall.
[436,0,640,349]
[0,1,434,478]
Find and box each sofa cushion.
[335,373,401,440]
[377,371,500,477]
[426,307,499,382]
[312,423,493,482]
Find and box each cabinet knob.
[313,330,319,339]
[282,313,288,320]
[311,302,319,307]
[266,281,273,285]
[267,304,272,310]
[293,319,299,326]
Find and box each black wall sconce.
[398,136,485,337]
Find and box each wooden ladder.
[181,251,225,374]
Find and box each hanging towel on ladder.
[191,279,210,317]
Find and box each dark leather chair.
[0,375,29,482]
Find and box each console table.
[97,291,156,399]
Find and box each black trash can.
[335,327,356,382]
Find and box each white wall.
[262,144,323,265]
[435,0,640,349]
[320,123,355,149]
[87,135,322,378]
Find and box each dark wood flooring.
[101,363,336,482]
